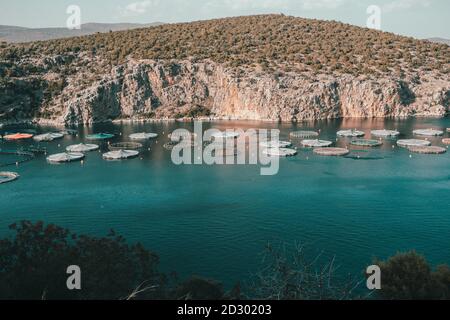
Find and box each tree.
[0,221,165,300]
[375,251,450,300]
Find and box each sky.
[0,0,449,39]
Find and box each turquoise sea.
[1,118,450,288]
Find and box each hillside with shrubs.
[0,15,449,123]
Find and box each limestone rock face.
[6,58,450,125]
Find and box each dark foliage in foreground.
[375,251,450,300]
[246,243,362,300]
[0,221,237,300]
[1,221,449,300]
[0,221,165,299]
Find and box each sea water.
[1,117,449,289]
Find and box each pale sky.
[0,0,449,39]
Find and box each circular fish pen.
[3,133,34,141]
[397,139,431,148]
[290,131,319,139]
[214,147,241,157]
[260,141,292,148]
[0,150,35,167]
[262,148,297,157]
[164,140,198,150]
[442,138,450,145]
[371,129,400,138]
[47,152,85,163]
[337,129,365,137]
[86,133,115,141]
[313,147,350,156]
[103,149,139,160]
[129,132,158,140]
[301,139,332,148]
[407,146,447,155]
[21,145,47,154]
[0,171,19,184]
[413,129,444,136]
[33,132,64,142]
[108,142,143,151]
[66,143,99,153]
[212,132,240,140]
[169,132,197,142]
[60,129,78,135]
[350,139,382,147]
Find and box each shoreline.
[0,114,448,128]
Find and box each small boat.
[3,133,34,140]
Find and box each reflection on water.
[1,117,450,287]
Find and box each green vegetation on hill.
[1,14,449,78]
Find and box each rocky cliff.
[33,58,448,125]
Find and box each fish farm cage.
[33,132,64,142]
[301,139,333,148]
[260,141,292,148]
[337,129,365,138]
[86,133,115,140]
[0,171,20,184]
[413,129,444,137]
[129,132,158,140]
[0,149,35,167]
[262,148,298,157]
[407,146,447,155]
[350,139,383,147]
[108,142,143,151]
[290,131,319,139]
[371,129,400,138]
[66,143,100,153]
[47,152,85,163]
[103,150,140,160]
[397,139,431,148]
[313,147,350,156]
